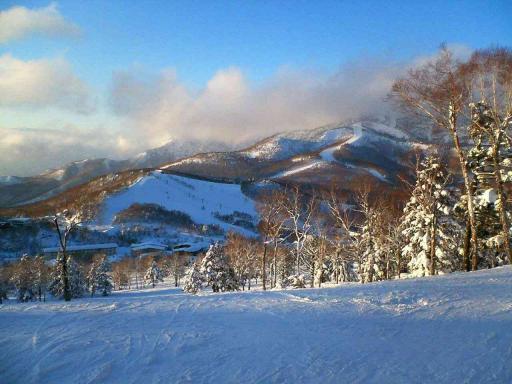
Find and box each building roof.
[130,242,167,251]
[42,243,118,253]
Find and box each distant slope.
[98,171,257,234]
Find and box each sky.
[0,0,511,176]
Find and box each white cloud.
[0,53,94,113]
[0,2,80,44]
[109,60,405,148]
[0,125,128,176]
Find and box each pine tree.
[144,260,164,288]
[87,256,113,297]
[357,191,387,283]
[10,255,36,302]
[199,243,238,292]
[467,101,512,266]
[33,256,50,302]
[400,155,459,277]
[182,262,203,294]
[49,257,86,299]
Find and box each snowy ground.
[1,267,511,384]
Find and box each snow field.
[1,266,511,383]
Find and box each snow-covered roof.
[42,243,118,253]
[130,242,167,251]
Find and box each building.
[130,242,169,258]
[42,243,118,261]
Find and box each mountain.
[161,119,427,190]
[0,139,237,208]
[0,118,429,211]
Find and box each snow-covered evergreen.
[400,155,459,276]
[10,255,36,302]
[199,243,239,292]
[144,260,164,288]
[182,263,203,294]
[49,257,86,299]
[87,256,113,297]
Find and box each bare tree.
[392,46,480,270]
[279,186,318,278]
[257,190,286,290]
[463,48,512,264]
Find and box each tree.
[144,260,164,288]
[182,261,203,294]
[462,48,512,264]
[281,186,317,278]
[49,257,86,299]
[50,201,93,301]
[356,190,389,283]
[33,255,50,302]
[112,261,130,290]
[199,243,238,292]
[392,46,480,270]
[225,232,259,290]
[10,255,36,302]
[326,186,359,283]
[0,264,10,303]
[87,256,113,297]
[400,155,459,276]
[162,254,188,287]
[257,190,286,290]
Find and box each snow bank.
[1,267,511,383]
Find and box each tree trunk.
[429,215,438,275]
[462,217,471,271]
[62,251,71,301]
[262,242,268,291]
[449,109,479,270]
[491,144,512,264]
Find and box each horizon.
[1,0,511,176]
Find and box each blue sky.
[0,0,511,176]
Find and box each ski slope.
[1,267,511,384]
[99,171,257,232]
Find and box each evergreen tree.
[87,256,113,297]
[33,256,50,302]
[401,155,459,276]
[49,257,86,299]
[199,243,238,292]
[467,101,512,266]
[10,255,36,302]
[144,260,164,288]
[182,262,203,294]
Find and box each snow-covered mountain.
[162,119,427,188]
[0,119,429,209]
[0,139,236,208]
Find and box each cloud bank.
[0,2,80,44]
[1,46,471,176]
[109,59,404,149]
[0,54,94,113]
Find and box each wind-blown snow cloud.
[0,2,80,44]
[109,60,404,148]
[0,125,128,176]
[0,54,94,113]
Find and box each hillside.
[1,266,510,383]
[98,171,258,235]
[161,120,424,190]
[0,139,235,208]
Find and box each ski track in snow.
[274,124,387,182]
[1,267,512,384]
